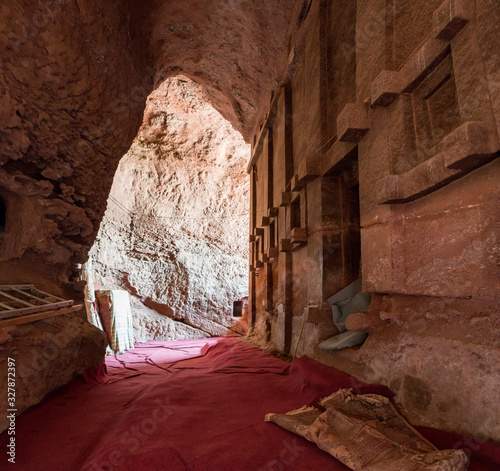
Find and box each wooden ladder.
[0,285,82,328]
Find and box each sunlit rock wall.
[0,0,303,432]
[90,77,250,339]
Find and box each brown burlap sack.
[265,389,469,471]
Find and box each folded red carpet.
[1,337,498,470]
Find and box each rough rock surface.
[150,0,307,139]
[90,77,250,339]
[0,0,152,278]
[0,312,107,433]
[129,300,211,343]
[0,0,303,283]
[0,0,303,429]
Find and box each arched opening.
[87,76,250,347]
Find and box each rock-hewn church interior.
[1,0,499,470]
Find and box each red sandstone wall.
[248,0,500,443]
[0,0,152,290]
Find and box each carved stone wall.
[248,0,500,442]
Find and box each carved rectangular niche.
[264,215,279,264]
[411,53,461,166]
[280,191,308,252]
[372,0,499,204]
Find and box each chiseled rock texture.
[90,77,250,339]
[0,313,107,433]
[0,0,302,281]
[0,0,303,432]
[128,300,211,343]
[0,0,152,288]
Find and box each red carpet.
[1,337,499,470]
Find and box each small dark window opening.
[269,220,276,249]
[291,197,301,230]
[233,301,243,318]
[0,197,6,243]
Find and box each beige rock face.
[90,77,250,339]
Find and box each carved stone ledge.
[279,239,294,252]
[297,157,320,184]
[370,38,450,106]
[400,39,451,94]
[264,247,279,263]
[378,121,499,204]
[321,141,357,176]
[280,192,292,207]
[291,227,307,244]
[267,207,279,218]
[371,71,402,107]
[337,103,371,143]
[253,227,264,237]
[443,121,499,170]
[377,163,458,204]
[434,0,473,41]
[279,238,306,252]
[291,174,305,191]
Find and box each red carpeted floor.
[1,337,499,470]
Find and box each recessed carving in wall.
[369,0,500,204]
[290,195,301,230]
[391,0,445,69]
[411,53,461,165]
[280,191,307,252]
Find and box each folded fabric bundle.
[265,389,469,471]
[95,289,135,354]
